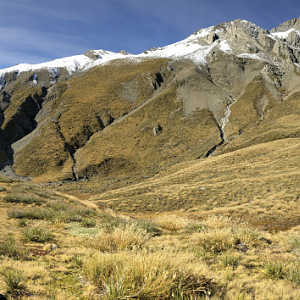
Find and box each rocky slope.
[1,17,300,182]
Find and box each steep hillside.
[1,18,300,182]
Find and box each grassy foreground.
[0,176,300,299]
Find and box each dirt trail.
[54,191,101,213]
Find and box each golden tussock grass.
[154,214,189,231]
[90,223,150,252]
[83,250,211,299]
[1,172,300,299]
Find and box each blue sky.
[0,0,299,69]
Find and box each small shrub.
[0,175,13,183]
[261,261,284,280]
[8,200,95,223]
[0,185,7,192]
[81,218,96,228]
[23,227,52,243]
[18,219,27,227]
[220,254,240,268]
[3,193,45,205]
[288,265,300,285]
[7,209,27,219]
[135,218,160,235]
[2,269,25,296]
[0,237,18,257]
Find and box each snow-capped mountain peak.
[1,18,300,92]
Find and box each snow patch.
[0,55,92,78]
[218,40,232,53]
[237,53,263,60]
[237,53,278,66]
[271,28,295,39]
[188,26,214,39]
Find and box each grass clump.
[84,251,212,299]
[184,222,209,233]
[288,265,300,285]
[220,253,240,268]
[232,227,262,245]
[18,219,27,227]
[98,213,126,232]
[2,269,25,297]
[234,291,252,300]
[202,215,234,229]
[261,260,284,280]
[23,227,52,243]
[154,214,188,231]
[0,237,18,258]
[135,218,160,235]
[90,223,150,252]
[195,229,235,253]
[289,234,300,248]
[0,175,13,183]
[7,209,27,219]
[73,254,84,268]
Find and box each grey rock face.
[4,71,18,84]
[120,50,130,55]
[258,31,275,50]
[83,50,100,61]
[286,30,300,47]
[272,40,299,63]
[0,92,11,111]
[271,17,299,32]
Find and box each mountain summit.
[1,17,300,182]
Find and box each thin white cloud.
[0,27,89,67]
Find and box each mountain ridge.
[1,17,300,83]
[1,17,300,182]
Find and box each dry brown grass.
[82,137,300,230]
[1,181,300,299]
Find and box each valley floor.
[0,171,300,299]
